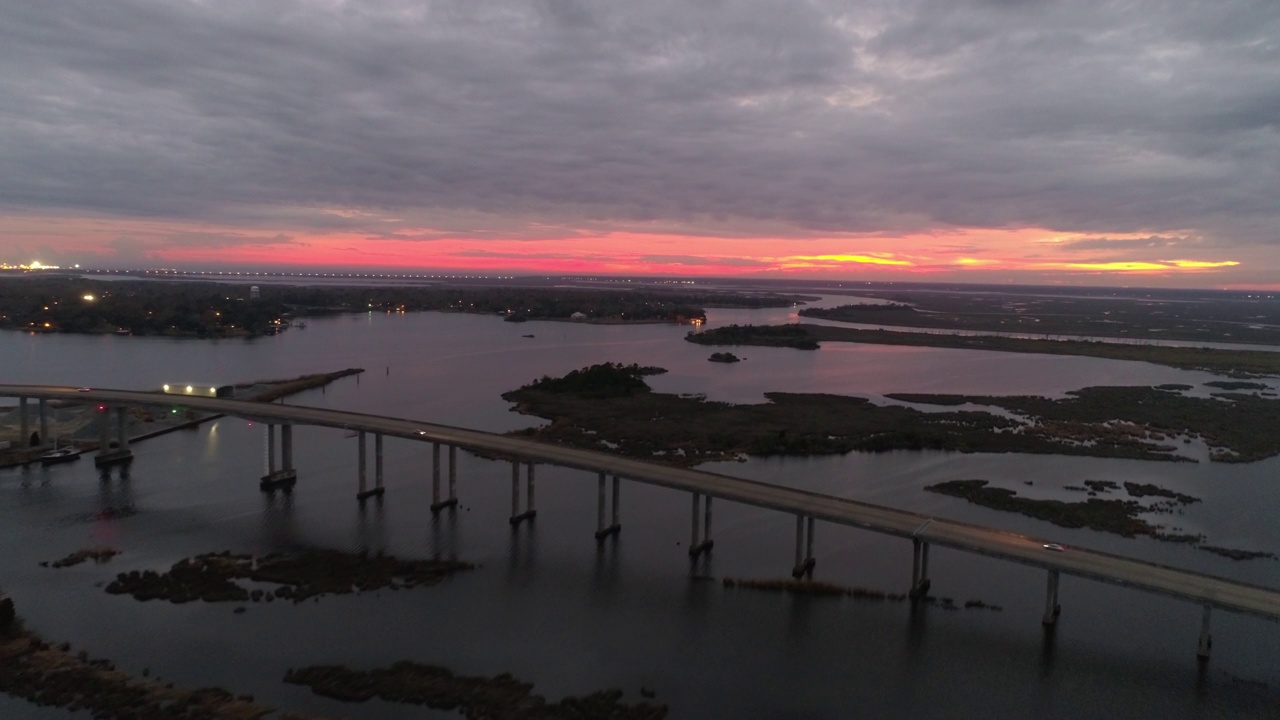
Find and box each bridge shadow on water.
[592,534,621,592]
[506,519,539,579]
[428,506,461,562]
[258,487,296,550]
[93,462,135,526]
[355,493,387,556]
[1040,623,1058,678]
[683,552,716,616]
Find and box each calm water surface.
[1,307,1278,719]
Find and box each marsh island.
[503,364,1280,465]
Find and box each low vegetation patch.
[723,577,906,602]
[924,480,1203,542]
[928,479,1273,557]
[721,578,1002,610]
[0,618,300,719]
[1123,482,1200,504]
[285,662,667,719]
[1199,546,1277,561]
[891,385,1280,463]
[1204,380,1269,391]
[105,549,472,605]
[42,548,120,569]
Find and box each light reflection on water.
[1,307,1279,719]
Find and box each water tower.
[249,285,260,300]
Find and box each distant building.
[570,312,587,322]
[249,285,260,299]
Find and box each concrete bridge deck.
[3,384,1279,640]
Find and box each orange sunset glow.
[5,214,1251,286]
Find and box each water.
[1,307,1278,719]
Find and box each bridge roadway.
[5,385,1280,631]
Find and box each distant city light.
[82,294,96,301]
[0,260,61,270]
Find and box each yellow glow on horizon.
[1167,259,1239,269]
[1043,259,1239,272]
[1064,261,1170,271]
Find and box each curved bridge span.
[4,384,1278,659]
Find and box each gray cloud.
[1055,236,1179,252]
[1,0,1278,250]
[161,232,298,249]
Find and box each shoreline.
[687,323,1280,377]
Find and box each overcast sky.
[2,1,1277,286]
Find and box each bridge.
[4,383,1279,660]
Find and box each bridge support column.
[357,431,367,494]
[38,399,48,448]
[704,495,715,553]
[356,431,384,500]
[613,475,621,526]
[19,396,30,446]
[267,425,277,474]
[431,443,440,504]
[688,493,714,557]
[595,472,621,539]
[94,404,133,468]
[510,461,536,525]
[910,539,932,598]
[792,514,816,578]
[1042,570,1061,626]
[115,407,130,450]
[449,446,457,503]
[260,423,296,490]
[1197,605,1212,661]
